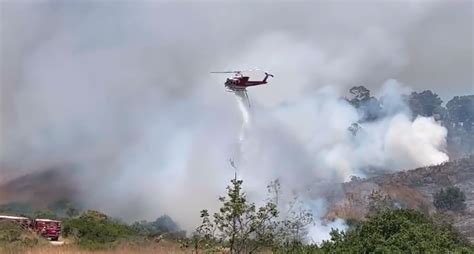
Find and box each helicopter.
[211,70,274,92]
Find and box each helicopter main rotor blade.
[210,71,241,74]
[246,68,262,72]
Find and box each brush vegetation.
[188,177,473,253]
[0,221,49,253]
[1,177,473,253]
[62,210,141,250]
[320,209,472,253]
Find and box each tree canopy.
[447,95,474,131]
[407,90,444,118]
[348,86,382,121]
[433,186,467,212]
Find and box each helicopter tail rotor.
[263,72,274,82]
[265,72,274,78]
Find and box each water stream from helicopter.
[230,90,251,170]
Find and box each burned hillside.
[326,156,474,242]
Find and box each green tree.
[193,177,319,253]
[407,90,444,118]
[320,209,472,253]
[348,86,382,122]
[194,176,279,253]
[349,86,371,102]
[446,95,474,131]
[433,186,467,212]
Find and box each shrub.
[0,221,23,243]
[0,221,41,250]
[433,186,466,212]
[132,214,184,238]
[62,210,139,249]
[319,209,472,253]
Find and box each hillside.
[326,156,474,243]
[0,167,79,208]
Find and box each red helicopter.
[211,70,274,92]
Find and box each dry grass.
[325,180,435,222]
[381,184,432,211]
[2,240,193,254]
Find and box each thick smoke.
[233,80,448,241]
[0,0,471,242]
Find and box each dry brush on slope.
[326,156,474,243]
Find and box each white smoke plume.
[0,0,470,242]
[231,79,448,242]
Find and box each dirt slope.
[326,156,474,242]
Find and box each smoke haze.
[0,0,472,241]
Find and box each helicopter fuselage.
[224,76,267,91]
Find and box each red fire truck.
[0,215,61,241]
[33,218,62,241]
[0,215,30,228]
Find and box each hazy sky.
[1,1,473,102]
